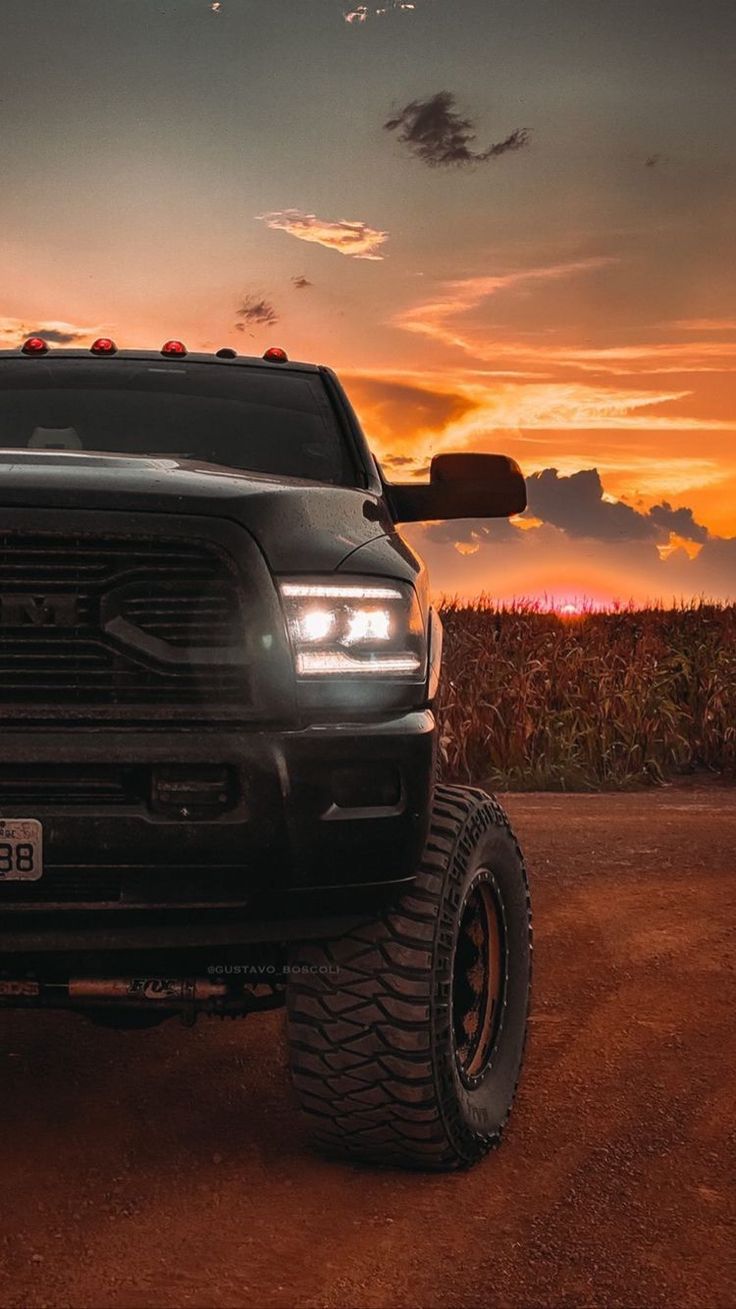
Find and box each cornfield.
[437,600,736,790]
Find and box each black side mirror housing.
[388,453,527,522]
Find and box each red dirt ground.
[1,788,734,1309]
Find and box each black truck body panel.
[0,453,395,575]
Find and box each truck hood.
[0,449,392,572]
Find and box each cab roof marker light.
[263,346,288,362]
[215,347,237,358]
[90,337,118,355]
[21,337,49,355]
[161,340,188,356]
[281,583,403,601]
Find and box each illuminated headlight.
[278,579,427,678]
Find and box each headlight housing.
[278,578,427,680]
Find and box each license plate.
[0,819,43,881]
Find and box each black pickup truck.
[0,337,531,1170]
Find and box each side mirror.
[388,453,527,522]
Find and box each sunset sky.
[2,0,735,604]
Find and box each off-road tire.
[286,784,532,1170]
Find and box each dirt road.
[1,789,734,1309]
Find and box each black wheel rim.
[452,873,505,1083]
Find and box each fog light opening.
[330,765,402,811]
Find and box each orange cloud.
[515,342,736,375]
[258,209,388,260]
[395,266,736,375]
[394,258,613,352]
[671,319,736,332]
[656,533,704,561]
[512,514,544,531]
[347,367,733,441]
[345,367,735,520]
[343,375,477,450]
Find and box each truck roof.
[0,346,321,373]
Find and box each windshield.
[0,360,356,485]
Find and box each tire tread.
[287,783,532,1169]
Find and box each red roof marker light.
[263,346,288,363]
[161,340,188,357]
[22,336,49,355]
[90,337,118,355]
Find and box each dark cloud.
[236,295,278,327]
[408,516,736,605]
[648,501,709,543]
[33,327,87,345]
[0,318,102,348]
[291,275,312,289]
[421,468,713,550]
[527,468,657,541]
[398,464,736,603]
[526,470,712,545]
[645,153,664,167]
[384,92,530,169]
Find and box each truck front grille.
[0,763,236,813]
[0,763,136,806]
[0,533,247,718]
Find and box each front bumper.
[0,711,436,957]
